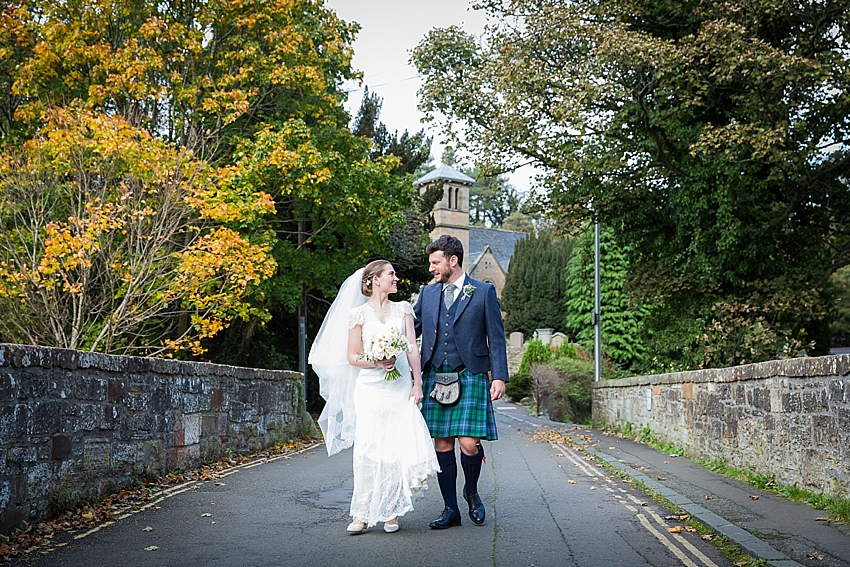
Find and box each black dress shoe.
[429,507,462,529]
[463,492,486,525]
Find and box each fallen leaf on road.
[200,513,212,517]
[215,482,226,486]
[749,495,759,500]
[80,511,95,523]
[142,527,153,532]
[568,480,578,484]
[684,526,697,532]
[704,494,714,499]
[668,526,682,534]
[701,535,713,541]
[210,521,216,525]
[145,546,158,552]
[608,446,616,450]
[807,552,825,560]
[657,476,666,481]
[641,502,648,507]
[815,517,830,522]
[669,454,678,458]
[590,487,597,490]
[555,454,563,457]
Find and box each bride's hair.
[361,260,391,296]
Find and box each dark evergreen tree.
[353,88,431,175]
[502,232,574,339]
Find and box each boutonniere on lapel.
[461,284,476,301]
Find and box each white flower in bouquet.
[361,326,413,380]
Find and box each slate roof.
[414,163,476,186]
[468,227,526,272]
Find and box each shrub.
[530,358,594,424]
[552,341,578,360]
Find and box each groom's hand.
[490,379,506,401]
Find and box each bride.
[309,260,439,534]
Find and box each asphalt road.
[25,404,735,567]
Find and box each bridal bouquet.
[361,327,413,380]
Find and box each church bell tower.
[413,164,475,262]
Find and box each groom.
[414,234,508,529]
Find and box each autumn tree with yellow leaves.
[0,0,418,360]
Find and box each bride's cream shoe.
[383,519,399,533]
[346,519,367,534]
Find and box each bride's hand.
[409,385,423,404]
[378,357,396,371]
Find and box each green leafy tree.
[502,232,574,338]
[0,0,418,366]
[413,0,849,368]
[564,225,650,372]
[831,267,850,346]
[352,87,432,175]
[468,168,523,228]
[350,87,434,295]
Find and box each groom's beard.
[432,266,452,283]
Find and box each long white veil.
[309,268,367,456]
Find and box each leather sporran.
[430,372,461,405]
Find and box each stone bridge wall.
[0,344,305,533]
[592,354,850,498]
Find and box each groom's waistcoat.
[436,291,463,370]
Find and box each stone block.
[27,400,61,436]
[131,413,156,435]
[211,388,224,409]
[202,415,218,435]
[51,434,72,460]
[74,375,107,402]
[165,446,188,470]
[0,404,27,441]
[812,415,840,447]
[83,439,110,471]
[16,368,50,400]
[150,386,169,414]
[0,373,13,402]
[801,390,827,412]
[126,391,151,412]
[51,348,78,370]
[184,414,201,445]
[99,404,122,431]
[828,379,849,403]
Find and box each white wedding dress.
[347,301,439,526]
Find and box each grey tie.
[444,284,457,309]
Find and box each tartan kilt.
[421,363,498,441]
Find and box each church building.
[414,164,526,298]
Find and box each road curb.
[565,432,805,567]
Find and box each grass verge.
[608,421,850,524]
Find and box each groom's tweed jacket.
[413,276,509,382]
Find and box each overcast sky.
[324,0,489,165]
